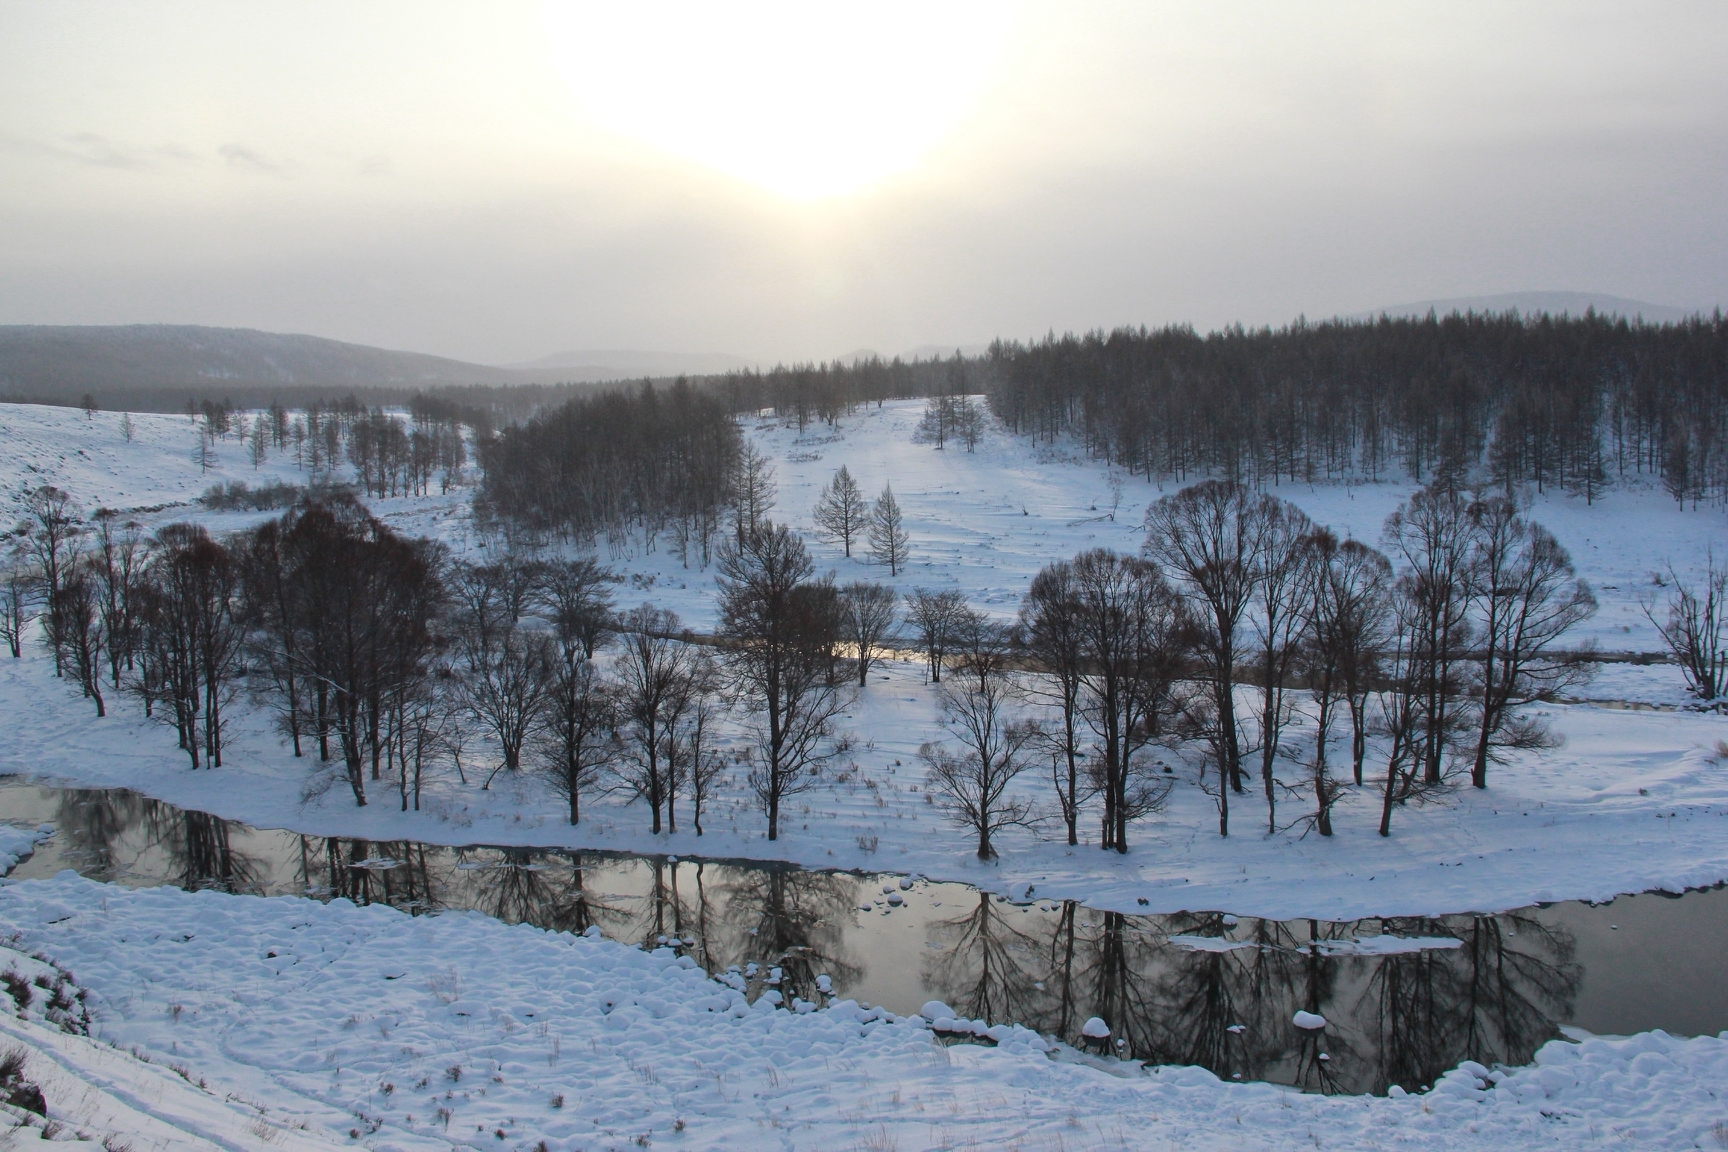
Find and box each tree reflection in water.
[12,783,1594,1097]
[717,866,862,1006]
[922,903,1580,1096]
[923,891,1044,1026]
[52,788,145,882]
[1363,912,1578,1095]
[141,800,261,894]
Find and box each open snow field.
[3,399,1728,1147]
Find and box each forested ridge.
[982,312,1728,505]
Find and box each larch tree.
[813,465,868,558]
[868,483,908,575]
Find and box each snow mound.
[0,824,47,876]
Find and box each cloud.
[0,132,154,170]
[217,143,283,174]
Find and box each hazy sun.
[543,1,1007,200]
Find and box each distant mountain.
[1351,291,1708,324]
[0,324,579,406]
[505,349,756,376]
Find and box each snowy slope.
[6,398,1721,660]
[0,404,308,520]
[3,874,1725,1151]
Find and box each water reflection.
[913,900,1580,1094]
[6,781,1709,1097]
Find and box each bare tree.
[905,587,966,683]
[1299,532,1391,833]
[730,442,777,542]
[54,565,106,716]
[715,523,851,840]
[1301,532,1395,833]
[615,603,699,834]
[1383,486,1477,785]
[534,557,615,659]
[868,483,909,575]
[813,465,868,558]
[838,580,899,686]
[139,524,244,768]
[1020,560,1093,845]
[1144,481,1274,836]
[920,617,1037,859]
[303,504,444,805]
[1466,496,1596,787]
[1248,500,1317,832]
[1069,549,1184,852]
[540,644,618,825]
[661,649,721,834]
[0,546,38,659]
[681,691,728,836]
[1377,581,1450,836]
[456,567,554,786]
[1644,549,1727,701]
[21,485,81,675]
[89,510,146,688]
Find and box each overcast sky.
[2,1,1724,366]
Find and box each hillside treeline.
[475,381,740,562]
[712,355,972,429]
[984,312,1728,507]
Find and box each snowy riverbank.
[5,636,1727,922]
[0,874,1723,1150]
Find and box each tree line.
[12,470,1724,863]
[185,397,470,498]
[475,380,740,563]
[983,312,1728,509]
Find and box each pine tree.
[813,465,867,557]
[868,483,908,575]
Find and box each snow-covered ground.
[3,399,1727,921]
[1,873,1723,1151]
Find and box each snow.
[0,824,47,876]
[1293,1011,1328,1031]
[0,874,1724,1150]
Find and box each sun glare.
[543,1,1007,200]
